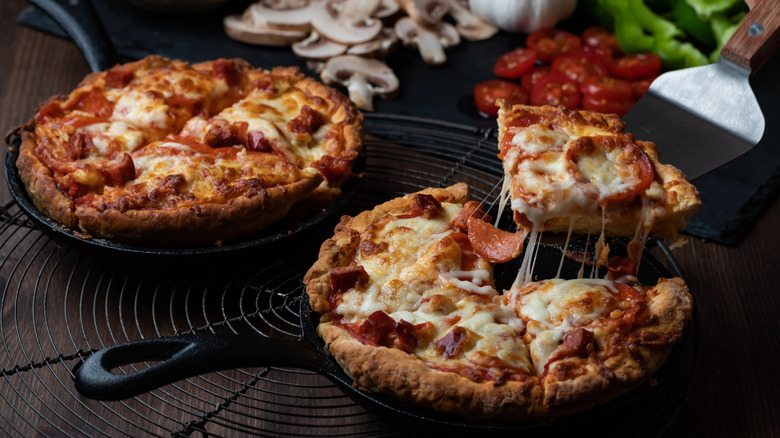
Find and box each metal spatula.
[622,1,780,180]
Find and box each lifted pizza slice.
[497,100,701,240]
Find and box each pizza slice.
[305,184,542,420]
[496,100,700,240]
[502,275,692,415]
[496,100,701,281]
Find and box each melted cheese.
[507,278,616,374]
[333,202,534,375]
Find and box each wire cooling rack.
[0,114,696,437]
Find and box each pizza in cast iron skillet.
[304,101,701,420]
[9,55,363,246]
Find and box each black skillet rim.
[4,135,364,262]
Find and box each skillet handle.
[73,334,323,401]
[27,0,119,72]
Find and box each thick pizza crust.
[12,56,363,246]
[304,184,694,421]
[319,322,544,420]
[74,169,323,245]
[16,131,78,229]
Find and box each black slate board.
[17,0,780,245]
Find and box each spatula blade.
[622,59,765,180]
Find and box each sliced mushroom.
[397,0,449,26]
[263,0,310,7]
[292,31,349,60]
[310,0,383,45]
[394,16,460,65]
[246,0,314,31]
[224,14,310,46]
[338,0,382,25]
[443,0,497,40]
[374,0,400,19]
[320,55,399,111]
[346,27,398,57]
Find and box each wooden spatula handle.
[721,0,780,72]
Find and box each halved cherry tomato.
[526,29,582,63]
[581,95,634,116]
[493,48,538,79]
[580,76,633,102]
[473,80,529,117]
[521,66,551,92]
[631,75,657,100]
[551,48,610,83]
[466,217,524,263]
[582,44,614,65]
[582,26,622,57]
[609,53,662,79]
[530,74,581,109]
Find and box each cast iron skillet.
[7,0,363,265]
[71,242,695,436]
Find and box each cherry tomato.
[631,75,657,100]
[580,76,633,102]
[609,53,662,79]
[521,66,551,92]
[551,48,610,83]
[582,44,613,65]
[582,26,622,57]
[530,74,581,109]
[581,95,634,116]
[526,29,582,63]
[473,80,529,117]
[493,48,538,79]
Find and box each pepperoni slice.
[330,265,369,294]
[566,135,655,204]
[466,217,524,263]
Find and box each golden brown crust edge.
[16,132,78,229]
[318,323,544,420]
[75,171,324,245]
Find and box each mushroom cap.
[292,31,349,60]
[399,0,450,26]
[310,0,383,45]
[224,14,309,46]
[247,1,313,30]
[394,16,460,48]
[444,0,497,41]
[346,28,399,57]
[320,54,399,110]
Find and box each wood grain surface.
[1,1,779,437]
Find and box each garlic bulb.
[467,0,577,33]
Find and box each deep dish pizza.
[304,183,693,420]
[9,55,362,245]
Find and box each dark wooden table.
[2,1,779,437]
